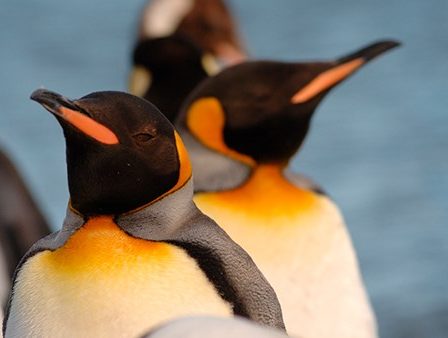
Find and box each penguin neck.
[116,179,197,241]
[61,179,196,242]
[195,164,317,218]
[239,163,301,196]
[179,127,251,192]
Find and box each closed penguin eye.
[133,132,154,143]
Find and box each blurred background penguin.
[129,0,247,122]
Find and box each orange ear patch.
[186,97,254,166]
[119,132,192,216]
[173,132,192,189]
[59,106,119,145]
[291,58,364,104]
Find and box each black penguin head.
[179,40,400,165]
[31,89,192,216]
[129,35,216,122]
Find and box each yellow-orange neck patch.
[195,164,318,221]
[186,97,255,166]
[44,216,171,274]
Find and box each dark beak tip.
[377,39,402,50]
[337,39,402,65]
[29,88,78,113]
[363,39,402,61]
[30,88,47,102]
[30,88,61,105]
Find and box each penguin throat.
[194,164,317,218]
[241,164,300,196]
[61,180,194,246]
[116,179,195,240]
[45,215,172,273]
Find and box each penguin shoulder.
[164,210,285,331]
[117,195,285,330]
[3,208,84,314]
[2,227,70,335]
[283,170,328,197]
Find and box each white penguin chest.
[5,217,232,338]
[194,171,377,338]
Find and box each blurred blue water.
[0,0,447,337]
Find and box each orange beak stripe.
[59,106,119,145]
[291,58,364,104]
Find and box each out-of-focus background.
[0,0,447,337]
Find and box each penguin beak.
[291,40,401,104]
[31,89,119,145]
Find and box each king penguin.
[176,40,400,338]
[0,148,51,306]
[3,89,284,338]
[130,0,246,123]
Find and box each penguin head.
[129,35,218,122]
[31,89,191,216]
[179,40,400,166]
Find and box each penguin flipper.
[166,212,285,331]
[10,209,84,269]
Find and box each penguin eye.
[133,133,154,143]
